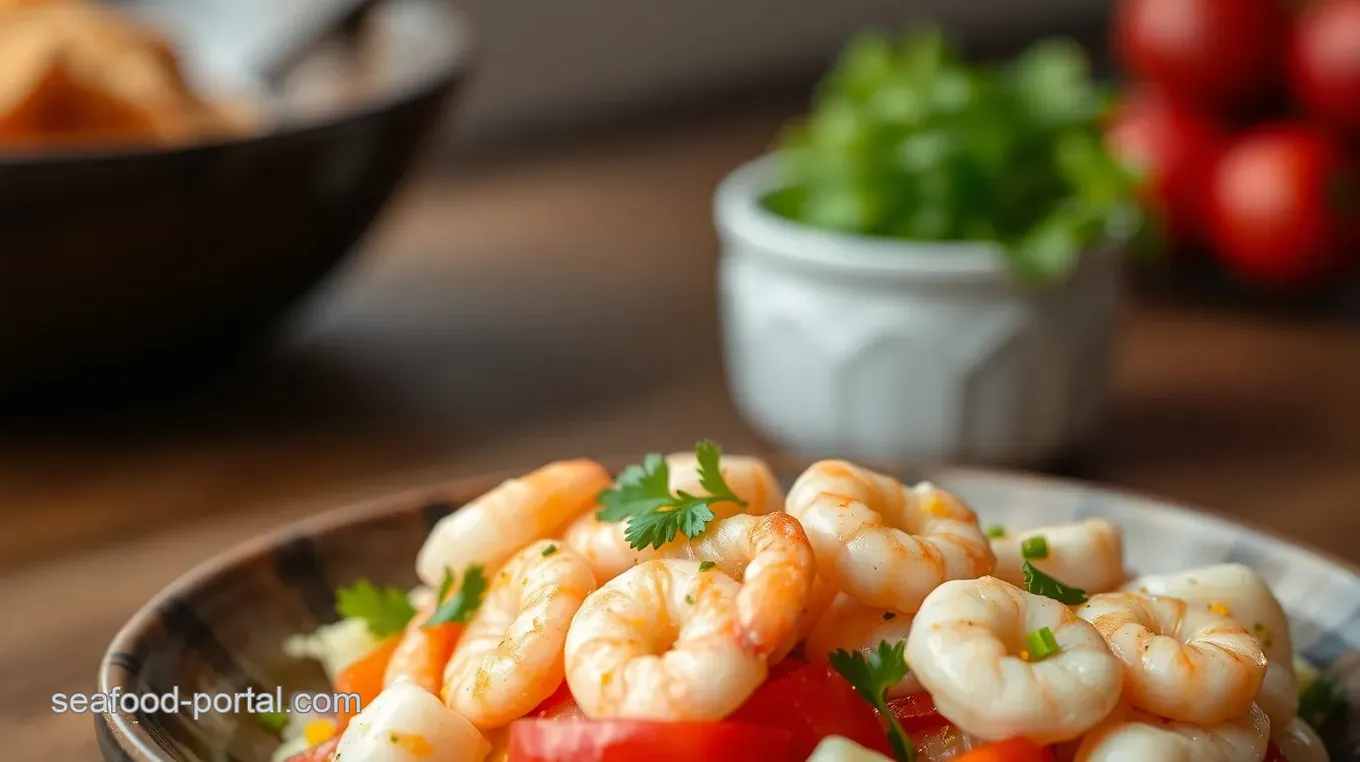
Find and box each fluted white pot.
[714,155,1123,467]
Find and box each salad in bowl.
[266,442,1345,762]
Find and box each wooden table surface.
[3,100,1359,760]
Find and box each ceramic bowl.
[0,0,469,399]
[714,155,1123,468]
[97,460,1360,760]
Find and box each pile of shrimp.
[294,453,1330,762]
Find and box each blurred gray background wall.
[447,0,1110,142]
[137,0,1110,144]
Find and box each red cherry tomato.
[952,738,1056,762]
[1106,89,1225,247]
[1114,0,1284,110]
[507,719,792,762]
[282,736,339,762]
[729,659,892,759]
[1205,124,1359,286]
[1289,0,1360,134]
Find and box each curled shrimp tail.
[674,512,816,656]
[734,513,816,655]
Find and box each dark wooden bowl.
[96,459,1360,760]
[0,0,469,399]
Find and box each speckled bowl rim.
[97,458,1360,760]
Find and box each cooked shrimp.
[416,459,610,586]
[1073,703,1271,762]
[562,453,784,585]
[561,514,663,587]
[334,681,490,762]
[657,512,815,656]
[383,597,462,696]
[905,576,1122,745]
[1270,716,1331,762]
[564,559,767,721]
[805,592,922,697]
[786,461,994,613]
[990,519,1127,594]
[442,540,597,729]
[1123,564,1298,725]
[1076,591,1266,725]
[667,451,784,516]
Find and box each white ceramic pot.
[714,155,1123,467]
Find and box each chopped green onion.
[984,524,1007,538]
[256,710,287,733]
[541,544,558,557]
[1025,626,1061,661]
[1021,535,1049,560]
[699,561,716,572]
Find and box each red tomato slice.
[1265,741,1290,762]
[952,737,1055,762]
[767,656,810,682]
[507,719,791,762]
[282,736,339,762]
[728,659,891,760]
[884,691,948,734]
[528,680,585,719]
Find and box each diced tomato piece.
[767,656,809,682]
[528,679,585,719]
[883,691,948,734]
[507,719,791,762]
[282,736,339,762]
[729,660,891,759]
[952,738,1055,762]
[331,637,399,728]
[1265,741,1290,762]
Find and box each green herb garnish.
[699,561,716,572]
[1022,561,1088,605]
[542,544,558,557]
[335,579,417,638]
[829,641,915,762]
[435,568,455,603]
[984,524,1007,538]
[425,566,488,627]
[1025,626,1061,661]
[1020,535,1049,560]
[596,441,747,550]
[255,710,287,733]
[1299,674,1347,729]
[766,29,1144,281]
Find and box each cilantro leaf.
[335,579,417,639]
[435,568,455,604]
[622,498,716,551]
[766,29,1145,282]
[596,453,675,522]
[1299,674,1347,729]
[425,566,488,627]
[1022,561,1088,605]
[695,440,745,504]
[829,641,915,762]
[596,441,747,550]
